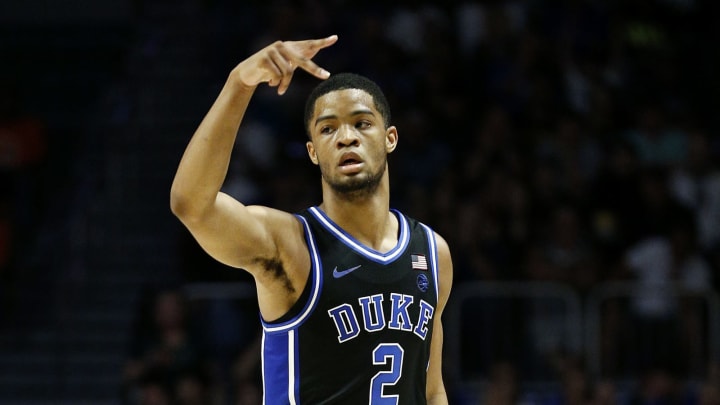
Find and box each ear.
[385,126,398,154]
[306,141,319,165]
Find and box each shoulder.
[246,205,308,234]
[244,204,310,267]
[433,232,452,274]
[432,230,453,312]
[391,209,451,261]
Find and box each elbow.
[170,187,203,223]
[169,190,189,219]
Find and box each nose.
[336,124,360,148]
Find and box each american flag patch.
[411,254,428,270]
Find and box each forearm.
[427,393,449,405]
[426,366,449,405]
[170,72,256,219]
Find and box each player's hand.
[233,35,338,95]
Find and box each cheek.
[371,143,389,163]
[313,146,329,165]
[313,149,331,170]
[317,159,335,180]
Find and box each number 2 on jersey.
[370,343,404,404]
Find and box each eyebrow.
[314,109,376,127]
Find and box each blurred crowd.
[121,286,263,405]
[3,0,720,404]
[184,0,720,292]
[136,0,720,403]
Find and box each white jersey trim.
[308,206,410,264]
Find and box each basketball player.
[170,35,453,404]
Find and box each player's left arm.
[426,232,453,405]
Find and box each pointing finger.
[285,35,338,80]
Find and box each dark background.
[1,0,719,403]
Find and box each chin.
[328,176,381,199]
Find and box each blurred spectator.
[392,108,452,189]
[174,369,215,405]
[522,241,572,377]
[535,113,604,200]
[481,360,519,405]
[622,217,712,377]
[197,296,262,403]
[628,367,683,405]
[668,127,720,253]
[696,385,720,405]
[234,379,262,405]
[624,103,688,168]
[232,334,263,405]
[122,287,215,404]
[551,357,595,405]
[542,204,598,294]
[692,361,720,405]
[587,140,643,271]
[632,166,694,242]
[592,380,620,405]
[133,370,172,405]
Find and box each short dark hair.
[303,72,391,137]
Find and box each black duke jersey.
[261,206,440,404]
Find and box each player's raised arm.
[169,36,338,272]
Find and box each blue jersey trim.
[261,330,299,404]
[307,206,410,264]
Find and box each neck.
[318,176,395,252]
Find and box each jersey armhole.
[261,214,324,333]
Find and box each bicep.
[177,191,283,271]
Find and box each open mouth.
[339,152,362,167]
[338,153,363,173]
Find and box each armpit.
[253,256,295,294]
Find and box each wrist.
[227,68,258,94]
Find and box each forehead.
[312,88,377,119]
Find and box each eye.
[319,125,335,135]
[355,120,371,130]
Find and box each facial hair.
[322,156,387,201]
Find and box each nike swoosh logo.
[332,265,362,278]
